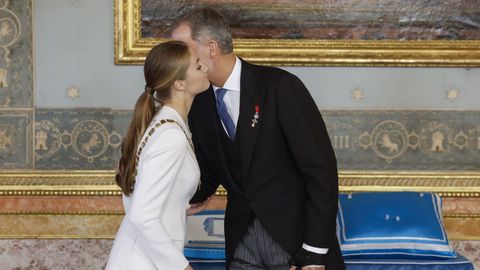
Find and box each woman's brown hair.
[116,41,191,195]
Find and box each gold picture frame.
[115,0,480,67]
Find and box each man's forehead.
[171,23,192,40]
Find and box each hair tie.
[145,85,155,95]
[145,85,161,103]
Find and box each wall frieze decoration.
[323,110,480,170]
[0,110,33,168]
[0,0,33,107]
[34,109,130,169]
[29,109,480,170]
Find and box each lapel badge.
[251,105,260,127]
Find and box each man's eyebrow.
[196,58,200,64]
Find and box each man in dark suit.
[172,8,345,270]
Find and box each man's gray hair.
[174,8,234,54]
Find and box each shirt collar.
[212,57,241,92]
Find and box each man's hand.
[185,265,193,270]
[186,196,213,216]
[290,266,326,270]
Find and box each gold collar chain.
[132,119,194,180]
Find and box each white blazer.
[106,106,200,270]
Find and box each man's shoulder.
[189,87,212,115]
[242,59,296,81]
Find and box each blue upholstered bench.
[187,256,474,270]
[186,193,474,270]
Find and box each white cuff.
[302,243,328,254]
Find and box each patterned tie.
[215,88,236,139]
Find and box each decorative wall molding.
[0,170,119,196]
[0,170,480,197]
[339,171,480,197]
[1,170,479,197]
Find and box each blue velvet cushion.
[337,192,456,259]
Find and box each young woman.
[106,41,209,270]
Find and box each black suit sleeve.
[188,116,220,204]
[276,73,339,249]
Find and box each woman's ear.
[173,80,186,91]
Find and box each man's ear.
[173,80,186,91]
[207,40,220,58]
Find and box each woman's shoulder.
[144,120,187,153]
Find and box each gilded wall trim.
[114,0,480,67]
[339,171,480,197]
[0,170,120,196]
[1,170,479,197]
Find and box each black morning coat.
[189,59,345,269]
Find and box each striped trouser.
[230,218,291,270]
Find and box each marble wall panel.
[0,239,111,270]
[452,241,480,269]
[0,240,476,269]
[0,215,122,238]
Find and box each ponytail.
[116,89,157,195]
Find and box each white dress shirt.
[213,57,241,132]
